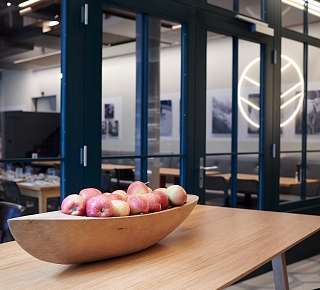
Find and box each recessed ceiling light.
[48,20,59,27]
[19,0,41,8]
[6,2,12,7]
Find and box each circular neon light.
[238,55,304,128]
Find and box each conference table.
[1,205,320,289]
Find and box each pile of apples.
[61,181,187,217]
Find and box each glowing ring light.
[238,55,304,128]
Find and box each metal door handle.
[200,166,218,171]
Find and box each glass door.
[99,5,185,193]
[197,5,273,209]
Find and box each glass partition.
[0,2,61,212]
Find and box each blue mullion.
[258,44,266,210]
[180,23,188,188]
[136,14,149,182]
[231,36,239,208]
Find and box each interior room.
[1,0,320,289]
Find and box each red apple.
[79,188,102,202]
[86,195,113,217]
[111,200,130,217]
[166,185,187,206]
[61,194,86,216]
[153,190,169,210]
[145,193,161,212]
[127,181,149,195]
[111,190,128,201]
[103,192,121,201]
[155,188,167,194]
[127,195,149,214]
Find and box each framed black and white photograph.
[105,103,114,119]
[160,100,173,137]
[295,90,320,135]
[247,94,260,134]
[108,120,119,137]
[211,96,232,134]
[102,120,107,136]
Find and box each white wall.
[1,32,320,154]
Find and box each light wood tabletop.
[18,183,60,213]
[1,205,320,290]
[210,173,320,187]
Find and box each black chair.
[113,169,135,191]
[0,201,25,243]
[206,176,230,206]
[101,171,112,193]
[1,180,38,214]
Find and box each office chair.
[101,171,112,193]
[1,180,38,214]
[0,201,25,243]
[113,169,135,191]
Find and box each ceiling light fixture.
[171,24,182,30]
[238,55,304,128]
[6,2,12,7]
[18,0,41,8]
[48,20,59,27]
[19,7,32,15]
[13,51,61,65]
[282,0,320,18]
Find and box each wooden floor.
[228,254,320,290]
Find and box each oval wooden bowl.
[9,194,198,264]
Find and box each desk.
[1,205,320,289]
[18,183,60,213]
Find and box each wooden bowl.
[8,194,198,264]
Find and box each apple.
[103,192,121,201]
[79,188,102,202]
[166,185,187,206]
[145,193,161,212]
[111,200,130,217]
[111,190,128,201]
[61,194,86,216]
[127,181,149,195]
[153,190,169,210]
[127,195,149,214]
[155,187,167,193]
[86,195,113,217]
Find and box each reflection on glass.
[101,159,137,192]
[306,152,320,199]
[239,0,261,19]
[147,18,181,155]
[238,40,260,153]
[309,0,320,38]
[282,0,304,33]
[207,0,233,10]
[307,46,320,150]
[279,153,302,203]
[204,155,231,207]
[101,10,136,157]
[236,154,259,209]
[147,157,180,190]
[206,32,232,154]
[281,38,304,151]
[0,3,61,159]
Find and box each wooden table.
[18,183,60,213]
[101,164,135,172]
[1,205,320,289]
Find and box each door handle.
[200,166,218,171]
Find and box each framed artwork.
[295,90,320,135]
[160,100,173,137]
[211,96,232,134]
